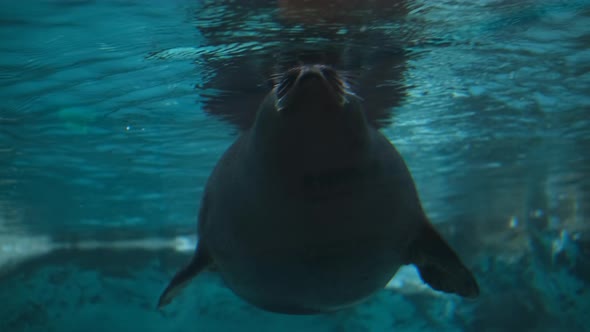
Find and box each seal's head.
[253,65,370,172]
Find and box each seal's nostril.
[320,66,338,83]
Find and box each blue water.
[1,0,589,331]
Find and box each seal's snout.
[273,64,354,111]
[296,65,325,84]
[274,65,327,101]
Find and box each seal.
[158,65,479,314]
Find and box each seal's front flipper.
[158,243,212,309]
[406,223,479,298]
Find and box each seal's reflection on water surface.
[194,0,411,130]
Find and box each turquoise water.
[1,0,589,331]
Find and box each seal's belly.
[206,182,415,313]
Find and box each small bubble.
[126,126,131,131]
[508,216,518,228]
